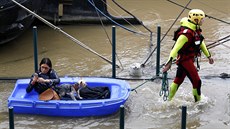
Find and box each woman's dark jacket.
[26,69,60,94]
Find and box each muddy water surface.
[0,0,230,129]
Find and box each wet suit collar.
[180,17,198,31]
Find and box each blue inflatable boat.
[8,77,131,117]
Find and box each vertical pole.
[119,105,124,129]
[9,107,14,129]
[181,105,187,129]
[33,26,38,72]
[112,26,116,78]
[149,32,153,52]
[156,25,161,76]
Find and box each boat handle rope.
[131,80,149,93]
[130,77,159,93]
[159,72,169,101]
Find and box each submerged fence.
[8,105,187,129]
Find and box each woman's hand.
[37,78,50,83]
[31,73,38,85]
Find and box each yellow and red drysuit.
[167,17,211,102]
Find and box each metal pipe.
[150,32,153,52]
[112,26,116,78]
[181,105,187,129]
[156,25,161,76]
[33,26,38,72]
[9,107,14,129]
[119,105,124,129]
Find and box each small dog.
[55,79,87,100]
[129,63,143,77]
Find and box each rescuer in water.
[162,9,214,102]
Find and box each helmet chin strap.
[187,19,201,31]
[188,19,193,23]
[188,19,200,26]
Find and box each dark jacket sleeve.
[26,74,35,93]
[49,69,60,85]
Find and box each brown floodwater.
[0,0,230,128]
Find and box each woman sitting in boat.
[26,57,60,100]
[55,79,110,100]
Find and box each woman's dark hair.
[39,58,52,68]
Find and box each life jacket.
[173,26,204,57]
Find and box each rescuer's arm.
[200,41,214,64]
[162,35,188,72]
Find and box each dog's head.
[77,79,87,88]
[131,63,141,70]
[129,63,142,77]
